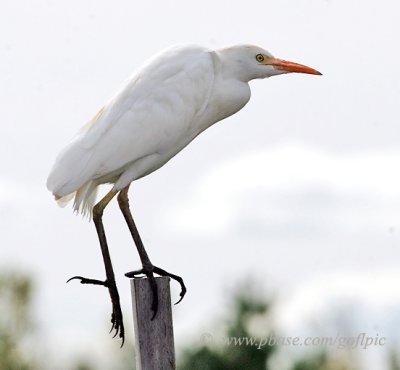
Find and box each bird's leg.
[67,190,125,345]
[117,185,187,320]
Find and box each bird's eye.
[256,54,265,62]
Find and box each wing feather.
[47,45,216,198]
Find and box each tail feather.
[73,181,99,219]
[53,181,98,219]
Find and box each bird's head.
[217,45,321,82]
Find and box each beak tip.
[270,58,322,76]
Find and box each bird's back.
[47,45,217,210]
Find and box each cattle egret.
[47,44,321,344]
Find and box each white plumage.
[47,44,321,216]
[47,43,321,344]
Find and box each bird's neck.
[215,49,254,82]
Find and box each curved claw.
[109,314,125,347]
[66,276,107,286]
[174,292,185,306]
[112,328,119,338]
[107,304,125,347]
[66,275,84,284]
[173,282,187,305]
[125,269,145,278]
[109,313,116,333]
[153,266,187,305]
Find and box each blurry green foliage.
[0,271,36,370]
[178,282,362,370]
[290,351,358,370]
[0,270,101,370]
[290,351,328,370]
[179,283,275,370]
[390,350,400,370]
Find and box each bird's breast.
[190,79,251,137]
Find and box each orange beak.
[265,57,322,75]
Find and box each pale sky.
[1,0,400,369]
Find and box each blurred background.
[1,0,400,368]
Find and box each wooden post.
[130,277,175,370]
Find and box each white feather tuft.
[53,181,98,220]
[73,181,99,219]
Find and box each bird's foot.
[67,275,125,346]
[125,264,187,320]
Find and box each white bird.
[47,44,321,344]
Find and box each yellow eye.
[256,54,264,62]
